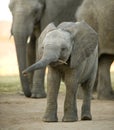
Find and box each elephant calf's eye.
[34,9,38,14]
[32,8,38,16]
[41,46,44,49]
[62,48,65,52]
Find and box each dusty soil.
[0,93,114,130]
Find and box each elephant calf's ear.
[67,21,98,68]
[38,23,56,45]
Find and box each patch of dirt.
[0,93,114,130]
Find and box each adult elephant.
[76,0,114,99]
[9,0,82,98]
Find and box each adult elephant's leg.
[97,54,114,100]
[31,68,46,98]
[31,29,46,98]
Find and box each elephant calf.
[23,21,98,122]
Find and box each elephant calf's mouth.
[50,59,68,67]
[58,59,67,65]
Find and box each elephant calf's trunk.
[22,60,45,76]
[22,57,55,76]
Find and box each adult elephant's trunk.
[12,17,33,97]
[13,33,31,97]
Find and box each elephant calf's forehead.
[44,30,71,43]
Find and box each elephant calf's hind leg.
[81,81,93,120]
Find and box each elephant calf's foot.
[62,114,78,122]
[81,113,92,120]
[43,113,58,122]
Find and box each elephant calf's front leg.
[63,76,78,122]
[43,67,61,122]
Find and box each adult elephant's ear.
[38,23,56,45]
[64,21,98,68]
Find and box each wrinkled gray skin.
[76,0,114,100]
[23,21,98,122]
[9,0,83,98]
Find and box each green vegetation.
[0,75,66,94]
[0,72,113,94]
[0,76,21,94]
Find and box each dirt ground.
[0,21,114,130]
[0,93,114,130]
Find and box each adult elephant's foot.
[31,86,46,98]
[21,77,32,97]
[97,77,114,100]
[43,112,58,122]
[98,90,114,100]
